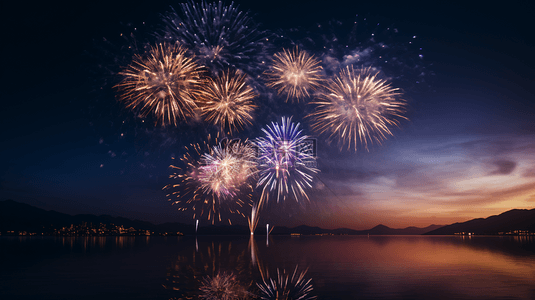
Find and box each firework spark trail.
[265,47,325,102]
[255,117,318,206]
[248,202,260,235]
[308,65,407,151]
[257,266,316,300]
[162,0,271,74]
[115,42,204,126]
[164,136,257,224]
[197,69,258,135]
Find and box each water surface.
[1,235,534,299]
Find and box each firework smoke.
[115,42,204,126]
[265,47,324,102]
[308,66,407,151]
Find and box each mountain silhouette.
[424,208,535,235]
[0,199,443,235]
[0,199,193,234]
[268,223,443,235]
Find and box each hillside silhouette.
[0,200,448,235]
[4,200,533,235]
[425,208,535,235]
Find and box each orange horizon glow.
[288,134,535,230]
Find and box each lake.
[1,235,534,299]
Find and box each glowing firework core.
[198,142,256,197]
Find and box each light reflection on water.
[163,236,315,299]
[0,235,534,299]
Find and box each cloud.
[522,167,535,178]
[319,166,383,183]
[489,159,517,175]
[312,177,365,197]
[459,139,517,157]
[430,181,535,208]
[312,134,535,228]
[417,136,529,160]
[457,136,535,159]
[395,172,446,191]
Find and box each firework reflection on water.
[163,237,316,300]
[165,238,256,299]
[199,272,253,300]
[257,266,316,300]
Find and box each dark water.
[1,235,534,299]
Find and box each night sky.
[1,0,534,230]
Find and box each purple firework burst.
[255,117,318,205]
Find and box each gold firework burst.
[196,69,257,134]
[308,66,407,151]
[264,47,324,102]
[115,42,204,126]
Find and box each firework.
[198,140,257,197]
[165,137,257,224]
[248,202,260,235]
[199,272,251,300]
[197,69,257,134]
[162,1,271,73]
[265,47,324,102]
[255,117,318,205]
[257,267,316,300]
[115,42,203,126]
[308,66,407,151]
